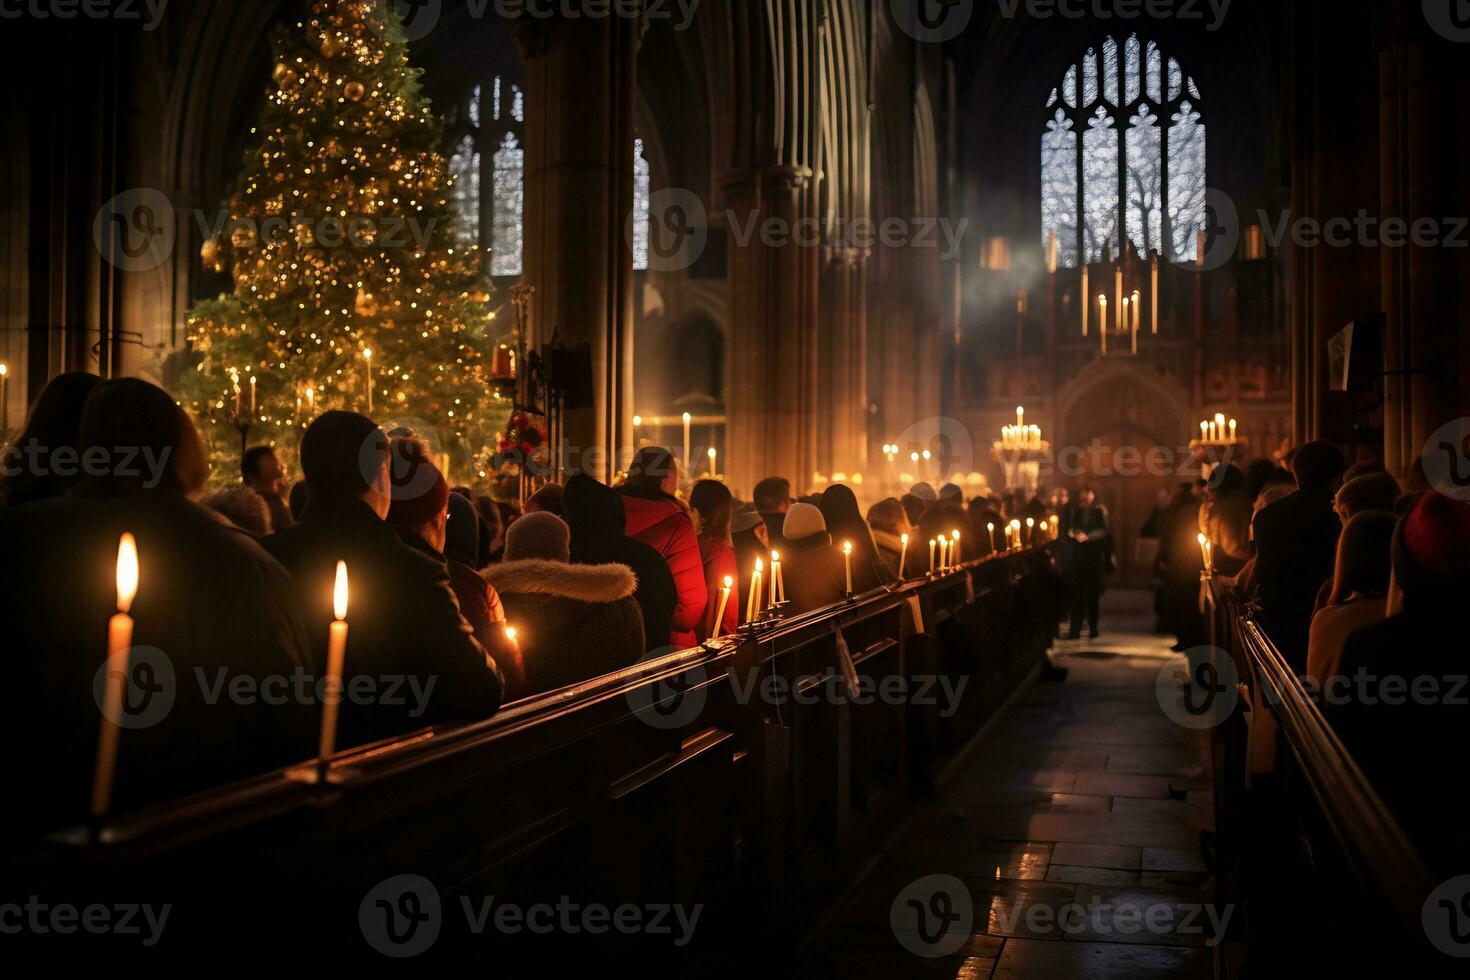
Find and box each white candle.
[746,559,763,622]
[318,561,350,762]
[899,533,910,578]
[232,371,242,417]
[772,551,785,604]
[1026,518,1036,546]
[91,532,138,821]
[363,348,374,414]
[1229,418,1237,441]
[1016,405,1025,429]
[988,523,997,553]
[1201,420,1209,442]
[633,415,643,448]
[843,541,854,594]
[929,539,937,574]
[707,446,718,477]
[682,412,692,469]
[951,530,961,565]
[249,375,257,415]
[1197,533,1212,573]
[712,576,733,639]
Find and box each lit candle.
[91,532,139,821]
[987,522,997,553]
[0,361,8,432]
[1200,420,1209,442]
[712,576,733,639]
[318,561,350,764]
[306,385,316,415]
[951,529,961,565]
[929,538,937,574]
[707,446,718,477]
[1081,265,1090,336]
[362,348,374,414]
[1197,533,1213,574]
[746,558,763,622]
[1115,264,1124,336]
[1229,418,1238,441]
[843,541,854,595]
[1026,517,1036,546]
[682,412,692,468]
[1132,289,1142,334]
[249,375,257,416]
[899,533,910,578]
[1016,405,1025,429]
[1012,521,1023,551]
[632,415,643,447]
[231,371,242,417]
[1050,516,1060,540]
[771,551,785,604]
[1098,294,1108,330]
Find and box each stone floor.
[801,589,1221,979]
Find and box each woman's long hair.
[0,372,102,506]
[621,446,678,501]
[820,483,895,586]
[689,479,733,543]
[1329,510,1397,605]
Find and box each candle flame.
[333,560,349,621]
[770,551,780,563]
[115,533,139,614]
[1026,518,1035,527]
[505,625,517,642]
[843,541,853,555]
[901,533,909,544]
[952,530,960,540]
[723,576,733,589]
[1197,533,1208,546]
[362,347,373,361]
[987,523,995,531]
[755,558,763,572]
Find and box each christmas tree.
[179,0,504,483]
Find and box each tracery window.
[1041,35,1206,268]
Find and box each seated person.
[1305,510,1395,687]
[619,448,707,648]
[0,379,315,835]
[778,502,848,615]
[482,512,645,696]
[265,412,503,748]
[866,497,913,578]
[1325,492,1470,874]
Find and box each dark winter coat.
[264,495,504,748]
[619,491,708,649]
[482,559,645,696]
[1251,487,1341,671]
[0,481,317,837]
[563,474,676,653]
[780,529,849,615]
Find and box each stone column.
[516,8,641,481]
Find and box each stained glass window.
[446,79,653,278]
[1040,34,1207,268]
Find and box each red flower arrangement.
[499,412,547,461]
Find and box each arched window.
[1041,35,1206,268]
[446,84,653,276]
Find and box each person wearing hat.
[483,512,645,697]
[731,502,769,606]
[778,502,848,615]
[1325,492,1470,872]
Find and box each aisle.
[802,589,1220,979]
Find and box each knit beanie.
[782,502,828,543]
[1393,491,1470,602]
[505,511,572,563]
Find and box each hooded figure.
[483,512,645,696]
[563,473,676,652]
[820,483,894,592]
[778,502,848,615]
[618,448,707,648]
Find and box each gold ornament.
[294,223,314,247]
[271,62,297,90]
[355,287,380,317]
[321,34,343,58]
[344,81,366,102]
[200,237,225,272]
[230,224,257,250]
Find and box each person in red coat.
[690,479,740,639]
[619,447,708,649]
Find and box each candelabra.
[992,407,1051,497]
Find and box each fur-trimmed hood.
[483,559,637,603]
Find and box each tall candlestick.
[1016,405,1025,429]
[231,371,242,417]
[1200,420,1209,442]
[987,523,997,553]
[843,541,854,594]
[1229,418,1237,441]
[1151,254,1160,333]
[771,551,786,604]
[91,532,139,822]
[929,538,937,574]
[712,576,733,639]
[1081,266,1089,336]
[707,446,718,478]
[1026,518,1036,546]
[746,558,763,622]
[319,561,350,764]
[682,412,692,469]
[363,348,374,414]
